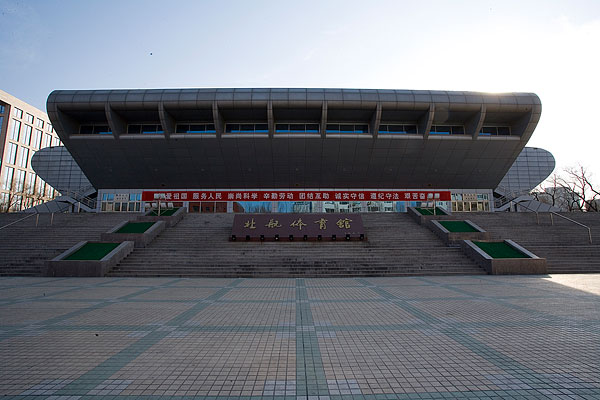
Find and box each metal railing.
[0,212,38,231]
[549,212,593,244]
[515,202,593,244]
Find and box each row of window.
[379,124,418,134]
[9,119,57,148]
[79,125,112,134]
[0,193,46,212]
[76,122,513,136]
[5,143,29,168]
[11,107,52,131]
[127,124,164,134]
[1,166,53,198]
[100,193,142,212]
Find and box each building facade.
[0,90,62,212]
[45,88,542,214]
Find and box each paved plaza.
[0,275,599,400]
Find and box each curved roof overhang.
[47,88,541,190]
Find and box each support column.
[419,104,435,139]
[105,104,125,138]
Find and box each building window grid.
[430,125,466,135]
[275,123,320,133]
[479,126,512,136]
[378,124,419,134]
[225,123,269,133]
[78,124,112,134]
[126,124,164,134]
[175,123,216,134]
[325,123,369,134]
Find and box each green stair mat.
[65,242,121,260]
[439,220,479,232]
[116,222,155,234]
[473,241,530,259]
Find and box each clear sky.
[1,0,599,184]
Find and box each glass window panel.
[0,105,5,113]
[10,120,21,140]
[434,126,451,134]
[225,124,239,133]
[289,124,304,132]
[2,167,14,190]
[33,130,42,148]
[206,124,215,132]
[94,125,111,134]
[481,126,496,135]
[18,148,29,168]
[378,124,388,133]
[13,108,23,118]
[339,124,353,133]
[127,124,141,134]
[141,125,157,133]
[26,114,34,124]
[7,143,17,164]
[405,125,417,134]
[355,124,369,133]
[176,124,188,133]
[188,124,205,132]
[497,126,511,135]
[240,124,253,132]
[388,125,404,133]
[275,124,288,132]
[36,119,44,128]
[22,125,32,145]
[452,126,465,134]
[254,123,268,132]
[326,124,339,132]
[305,124,319,132]
[79,125,94,134]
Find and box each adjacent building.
[0,90,62,212]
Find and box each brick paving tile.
[0,274,599,399]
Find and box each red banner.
[142,190,451,202]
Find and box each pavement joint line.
[53,278,246,396]
[0,280,189,342]
[358,279,598,397]
[415,277,589,327]
[1,276,599,398]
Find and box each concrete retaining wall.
[45,241,134,277]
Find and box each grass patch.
[415,207,447,215]
[65,242,120,261]
[116,222,154,234]
[473,241,530,259]
[147,208,178,216]
[439,220,479,232]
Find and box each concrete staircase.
[109,213,485,277]
[0,213,138,276]
[458,212,600,273]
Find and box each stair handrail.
[516,201,593,244]
[57,188,96,209]
[549,212,592,244]
[511,201,540,224]
[0,212,37,231]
